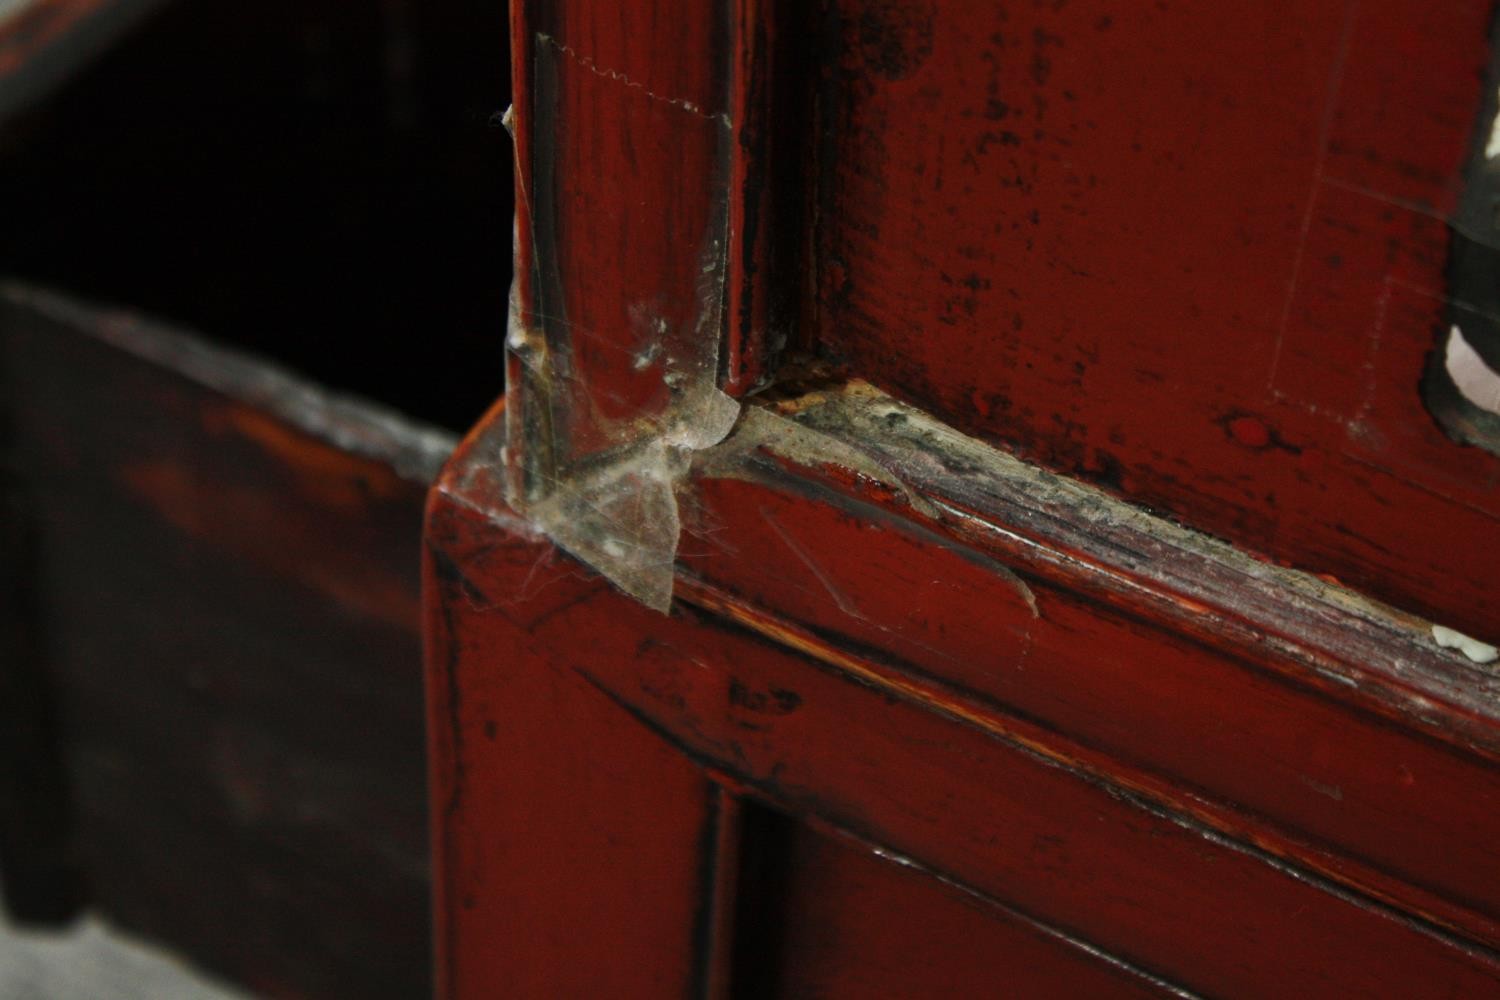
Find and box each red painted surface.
[761,820,1167,999]
[425,412,1500,995]
[430,2,1500,996]
[510,0,731,465]
[814,0,1500,640]
[684,467,1500,949]
[723,0,809,395]
[425,498,722,997]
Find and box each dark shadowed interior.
[0,0,513,430]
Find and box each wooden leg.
[0,478,84,926]
[424,493,737,999]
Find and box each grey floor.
[0,914,251,1000]
[0,0,34,28]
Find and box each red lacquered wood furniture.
[426,2,1500,996]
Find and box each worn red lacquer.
[429,2,1500,996]
[816,0,1500,639]
[427,400,1500,996]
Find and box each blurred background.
[0,1,513,995]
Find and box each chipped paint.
[699,405,937,519]
[1431,624,1499,665]
[699,389,1052,618]
[1443,325,1500,416]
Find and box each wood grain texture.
[435,3,1500,995]
[426,412,1194,999]
[676,380,1500,951]
[427,397,1500,998]
[812,0,1500,643]
[0,285,451,999]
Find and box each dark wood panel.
[0,285,452,999]
[744,810,1172,999]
